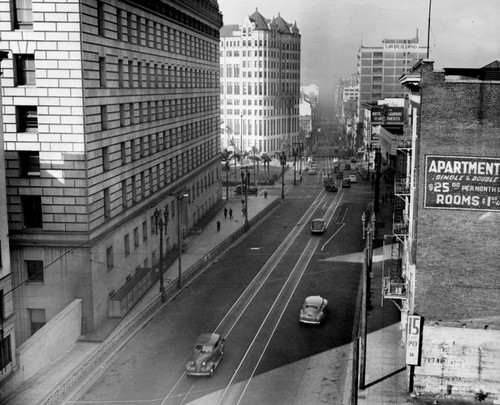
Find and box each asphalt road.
[66,158,373,405]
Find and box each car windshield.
[195,344,212,353]
[305,304,319,310]
[311,220,324,230]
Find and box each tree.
[261,153,272,180]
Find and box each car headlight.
[202,361,206,366]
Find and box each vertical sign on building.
[406,315,421,365]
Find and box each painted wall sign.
[384,43,418,51]
[406,315,422,365]
[424,155,500,211]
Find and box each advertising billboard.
[371,106,404,125]
[424,155,500,211]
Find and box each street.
[66,159,373,405]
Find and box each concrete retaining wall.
[0,299,81,399]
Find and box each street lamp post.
[275,151,287,200]
[176,193,188,289]
[359,210,376,389]
[154,207,169,302]
[292,147,298,186]
[242,167,250,231]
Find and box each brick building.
[0,0,223,346]
[398,60,500,399]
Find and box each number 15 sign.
[406,315,422,366]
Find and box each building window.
[142,221,147,242]
[29,308,45,336]
[13,0,33,29]
[133,227,139,248]
[124,234,130,256]
[21,195,42,228]
[103,187,110,218]
[106,246,113,271]
[17,106,37,132]
[102,146,109,172]
[0,335,12,369]
[99,57,106,87]
[101,105,108,130]
[19,151,40,177]
[26,260,43,282]
[97,1,104,36]
[14,54,35,85]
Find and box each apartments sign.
[424,155,500,211]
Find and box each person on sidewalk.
[217,220,221,231]
[229,208,233,219]
[263,190,268,198]
[224,207,228,219]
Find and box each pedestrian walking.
[229,208,233,219]
[216,220,221,232]
[263,190,268,198]
[224,207,228,219]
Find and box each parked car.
[310,218,326,234]
[235,185,258,195]
[186,333,225,377]
[344,163,351,171]
[309,168,317,175]
[299,295,328,325]
[324,182,338,192]
[342,178,351,188]
[349,174,357,183]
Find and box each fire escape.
[382,134,411,311]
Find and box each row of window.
[97,2,218,62]
[221,39,300,51]
[106,57,218,89]
[222,61,300,78]
[223,116,299,137]
[11,95,217,136]
[100,97,218,131]
[222,49,300,61]
[221,81,299,96]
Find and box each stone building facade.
[0,0,223,345]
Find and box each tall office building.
[357,36,427,116]
[0,0,223,344]
[220,9,301,156]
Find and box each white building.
[220,8,301,156]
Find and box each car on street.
[186,333,225,377]
[349,174,357,183]
[299,295,328,325]
[336,171,344,179]
[324,182,338,192]
[235,184,258,195]
[342,178,351,188]
[344,163,351,171]
[309,168,317,175]
[310,218,326,234]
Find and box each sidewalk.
[356,180,414,404]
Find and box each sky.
[217,0,500,110]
